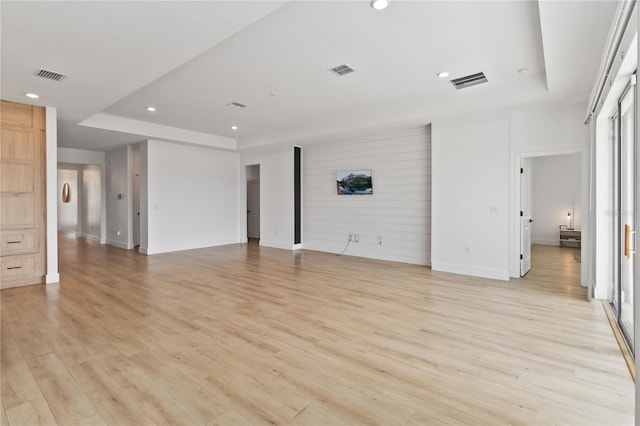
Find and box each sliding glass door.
[613,79,636,353]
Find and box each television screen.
[336,169,373,195]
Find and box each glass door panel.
[619,84,635,351]
[612,113,620,314]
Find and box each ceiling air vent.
[330,64,355,76]
[450,72,487,90]
[226,102,247,109]
[34,68,66,82]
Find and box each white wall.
[531,154,582,245]
[432,111,510,280]
[141,140,240,254]
[57,169,78,234]
[82,166,102,242]
[241,146,295,250]
[106,146,133,249]
[302,127,431,265]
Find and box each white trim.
[106,239,133,250]
[59,229,77,238]
[143,239,239,255]
[45,107,59,284]
[80,234,102,243]
[431,262,510,281]
[259,240,296,250]
[293,243,302,250]
[532,239,560,246]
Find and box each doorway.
[517,153,584,281]
[246,165,260,241]
[132,144,141,248]
[57,168,79,237]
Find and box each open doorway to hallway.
[56,164,103,244]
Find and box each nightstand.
[560,229,581,248]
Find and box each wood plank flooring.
[0,236,634,425]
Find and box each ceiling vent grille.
[226,102,247,109]
[330,64,355,76]
[34,68,66,82]
[450,72,487,90]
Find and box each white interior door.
[247,178,260,239]
[520,158,533,276]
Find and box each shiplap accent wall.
[303,126,431,265]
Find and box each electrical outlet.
[348,233,354,242]
[464,245,470,255]
[354,234,359,243]
[377,236,382,246]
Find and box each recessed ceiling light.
[25,93,39,99]
[231,126,238,130]
[437,72,450,78]
[146,106,156,112]
[370,0,389,10]
[518,68,529,75]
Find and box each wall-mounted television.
[336,169,373,195]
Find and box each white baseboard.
[143,238,239,255]
[431,261,510,281]
[302,241,430,266]
[46,273,60,284]
[532,239,560,246]
[259,240,296,250]
[59,228,77,238]
[80,233,101,243]
[106,239,133,250]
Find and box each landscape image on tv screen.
[336,169,373,195]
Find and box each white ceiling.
[1,1,617,152]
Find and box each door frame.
[247,177,260,240]
[241,164,261,243]
[512,148,589,296]
[612,78,637,351]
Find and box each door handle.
[625,224,635,257]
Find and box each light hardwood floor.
[0,237,634,425]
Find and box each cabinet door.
[0,100,46,288]
[1,130,38,230]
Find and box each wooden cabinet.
[0,100,46,289]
